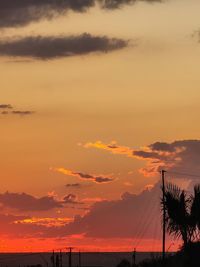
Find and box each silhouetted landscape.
[1,0,200,266]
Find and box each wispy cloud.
[11,111,35,116]
[54,167,114,183]
[0,104,13,109]
[0,104,35,116]
[0,34,128,60]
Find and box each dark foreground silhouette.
[117,242,200,267]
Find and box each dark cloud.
[0,184,162,240]
[150,140,200,173]
[86,140,200,178]
[0,183,170,243]
[75,172,94,179]
[0,34,128,60]
[0,104,35,116]
[133,150,161,159]
[66,183,81,188]
[0,192,83,212]
[65,183,162,239]
[0,192,63,211]
[134,140,200,178]
[0,0,163,28]
[74,171,113,183]
[95,176,113,183]
[0,0,94,28]
[0,104,13,109]
[100,0,161,9]
[63,194,84,204]
[149,142,176,152]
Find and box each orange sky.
[1,0,200,252]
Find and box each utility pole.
[60,250,63,267]
[161,170,166,262]
[132,248,136,267]
[51,250,55,267]
[67,247,74,267]
[79,250,81,267]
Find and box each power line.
[167,170,200,179]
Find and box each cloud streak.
[0,104,13,109]
[66,183,82,188]
[55,167,113,183]
[0,34,128,60]
[11,111,35,116]
[0,104,35,116]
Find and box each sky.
[1,0,200,252]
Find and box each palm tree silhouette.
[162,183,200,246]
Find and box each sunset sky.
[1,0,200,252]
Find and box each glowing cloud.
[54,167,113,183]
[83,140,185,176]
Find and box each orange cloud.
[82,140,184,177]
[14,217,72,227]
[84,141,133,157]
[54,167,113,184]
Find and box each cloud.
[14,216,72,227]
[0,0,163,28]
[0,192,63,211]
[55,167,113,183]
[0,184,162,240]
[84,140,133,157]
[0,34,128,60]
[0,213,52,238]
[0,104,13,109]
[101,0,162,9]
[0,192,83,212]
[0,0,94,28]
[65,183,162,239]
[63,194,84,205]
[83,140,200,178]
[11,110,35,116]
[66,183,82,188]
[0,104,35,116]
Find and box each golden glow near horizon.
[1,0,200,251]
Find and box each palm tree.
[162,183,192,246]
[190,185,200,241]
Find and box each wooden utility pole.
[161,170,166,262]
